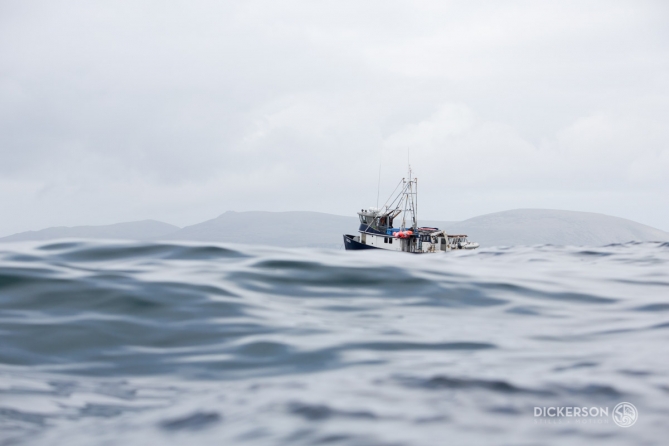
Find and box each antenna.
[376,157,382,209]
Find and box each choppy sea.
[1,240,668,445]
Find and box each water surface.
[1,240,668,445]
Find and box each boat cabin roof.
[358,209,380,217]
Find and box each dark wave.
[0,240,667,445]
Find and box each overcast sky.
[1,0,668,235]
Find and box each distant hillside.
[164,211,358,248]
[444,209,669,246]
[2,210,666,248]
[0,220,180,242]
[165,209,668,248]
[164,211,454,249]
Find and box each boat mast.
[401,177,406,230]
[400,164,418,231]
[408,165,417,230]
[415,175,418,229]
[378,157,418,232]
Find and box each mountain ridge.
[0,219,180,242]
[446,208,669,247]
[2,209,667,248]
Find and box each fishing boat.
[343,169,479,253]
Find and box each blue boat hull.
[343,234,379,251]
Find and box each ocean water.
[0,240,668,446]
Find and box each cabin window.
[389,238,393,244]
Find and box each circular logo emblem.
[612,402,638,427]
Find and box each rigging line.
[381,178,404,210]
[362,175,418,234]
[376,157,382,209]
[386,181,407,208]
[359,178,408,236]
[401,179,408,230]
[386,181,408,213]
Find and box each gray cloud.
[1,0,668,235]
